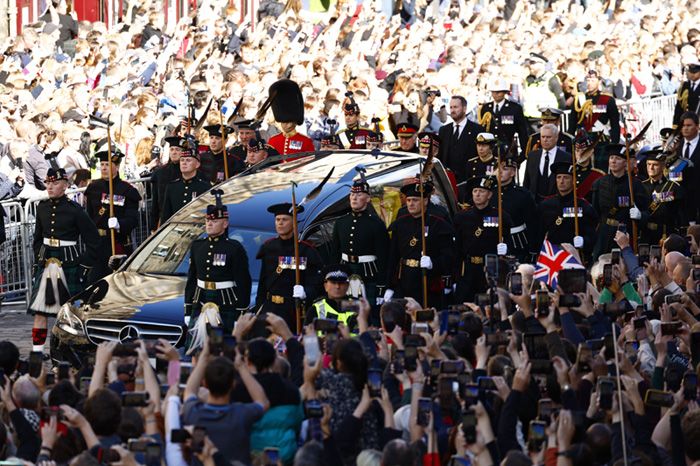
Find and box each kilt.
[185,288,243,351]
[27,246,85,316]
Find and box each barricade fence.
[1,177,153,307]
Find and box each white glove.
[573,236,584,248]
[629,206,641,220]
[108,217,120,230]
[184,315,191,326]
[383,289,394,302]
[497,243,507,256]
[420,255,433,270]
[293,285,306,300]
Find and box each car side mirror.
[108,254,127,271]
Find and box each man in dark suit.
[438,96,485,191]
[670,111,700,223]
[477,81,530,158]
[523,123,571,203]
[672,62,700,127]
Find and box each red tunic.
[269,132,315,161]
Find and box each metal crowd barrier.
[0,177,154,306]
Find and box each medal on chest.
[277,256,307,273]
[483,216,499,227]
[289,140,303,150]
[213,253,226,266]
[617,196,630,208]
[101,193,125,207]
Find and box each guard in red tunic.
[573,128,605,203]
[265,79,315,161]
[268,123,315,160]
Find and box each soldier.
[641,149,685,245]
[495,154,538,262]
[384,178,455,308]
[672,62,700,127]
[572,128,605,203]
[366,132,383,150]
[336,92,373,149]
[320,133,342,151]
[199,124,245,184]
[330,179,389,319]
[536,162,598,262]
[229,119,257,161]
[569,70,621,172]
[591,144,650,259]
[159,147,212,225]
[454,176,512,302]
[524,107,574,156]
[478,80,530,158]
[395,123,419,153]
[268,122,315,160]
[255,203,323,330]
[464,133,499,202]
[418,132,441,158]
[28,168,100,353]
[84,149,141,281]
[184,190,251,351]
[149,136,183,231]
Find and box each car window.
[303,218,338,264]
[127,223,274,278]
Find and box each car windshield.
[126,223,275,278]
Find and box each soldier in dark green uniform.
[641,148,685,245]
[494,153,538,262]
[384,179,455,308]
[536,162,599,262]
[591,144,650,260]
[454,176,512,303]
[255,203,323,330]
[84,148,142,281]
[199,124,245,184]
[184,190,251,352]
[330,179,389,322]
[150,136,183,231]
[159,147,212,225]
[28,168,100,353]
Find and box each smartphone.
[638,243,650,265]
[692,332,700,363]
[633,316,647,330]
[340,299,360,313]
[692,255,700,266]
[438,377,458,398]
[661,321,683,336]
[462,409,477,443]
[0,368,4,388]
[405,346,418,371]
[28,351,43,378]
[529,420,547,447]
[587,338,605,352]
[103,448,121,463]
[538,398,553,422]
[558,268,587,293]
[486,331,508,346]
[417,398,432,427]
[611,248,621,265]
[58,362,70,381]
[113,342,138,357]
[577,343,593,373]
[603,264,613,288]
[559,294,581,308]
[79,377,91,394]
[693,268,700,281]
[45,373,55,386]
[367,369,383,398]
[644,389,674,408]
[440,360,464,375]
[16,359,28,375]
[405,334,427,347]
[430,359,441,378]
[303,335,321,366]
[617,223,627,234]
[208,326,224,355]
[191,426,206,453]
[142,339,159,358]
[180,362,192,387]
[510,273,523,295]
[536,290,550,317]
[392,349,405,373]
[684,372,698,401]
[478,376,497,391]
[665,294,683,305]
[366,329,383,342]
[121,391,150,407]
[415,309,435,323]
[650,245,661,263]
[127,439,150,452]
[314,318,339,333]
[304,399,324,418]
[476,293,490,308]
[598,378,615,410]
[263,448,280,465]
[462,383,479,401]
[604,333,615,361]
[411,322,430,335]
[624,340,640,361]
[485,254,498,277]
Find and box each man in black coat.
[149,136,183,231]
[477,81,530,158]
[672,62,700,127]
[438,96,485,188]
[523,123,571,203]
[670,111,700,224]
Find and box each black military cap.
[95,148,124,163]
[687,62,700,73]
[367,132,383,143]
[587,69,600,77]
[574,127,594,149]
[659,127,674,139]
[467,176,496,192]
[343,92,360,115]
[233,119,254,130]
[501,154,518,168]
[164,136,187,148]
[204,125,235,138]
[269,79,305,125]
[395,123,419,138]
[322,264,351,283]
[267,203,304,216]
[418,132,441,148]
[642,145,666,163]
[400,177,434,197]
[605,144,627,158]
[350,180,370,194]
[45,168,68,182]
[551,161,573,176]
[247,139,267,151]
[179,147,200,161]
[539,107,564,121]
[206,189,228,220]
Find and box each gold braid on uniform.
[574,95,593,124]
[678,87,689,112]
[478,109,492,131]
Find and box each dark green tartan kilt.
[27,247,84,316]
[185,289,242,349]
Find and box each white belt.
[197,280,235,290]
[43,238,77,247]
[510,224,527,234]
[341,253,377,263]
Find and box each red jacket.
[269,132,315,160]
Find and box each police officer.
[641,149,685,245]
[572,128,605,203]
[159,147,212,225]
[150,136,183,231]
[331,179,389,319]
[570,70,621,172]
[495,153,538,262]
[537,161,598,262]
[304,265,361,333]
[199,124,245,184]
[384,178,455,308]
[524,107,574,156]
[454,176,512,302]
[255,203,323,330]
[184,190,251,351]
[84,148,142,281]
[395,123,419,153]
[478,81,530,158]
[672,62,700,127]
[464,133,499,202]
[28,168,100,353]
[336,92,373,149]
[591,144,650,259]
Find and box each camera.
[425,89,441,97]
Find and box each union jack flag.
[533,240,583,288]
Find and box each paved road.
[0,302,49,357]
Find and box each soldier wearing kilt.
[184,190,251,353]
[28,168,100,352]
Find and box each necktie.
[494,103,500,116]
[685,142,691,159]
[543,151,550,179]
[452,123,460,144]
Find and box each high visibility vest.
[312,299,357,335]
[522,72,558,119]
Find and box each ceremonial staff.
[496,144,503,245]
[219,102,229,180]
[621,120,652,253]
[418,144,435,308]
[572,149,580,246]
[106,118,116,256]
